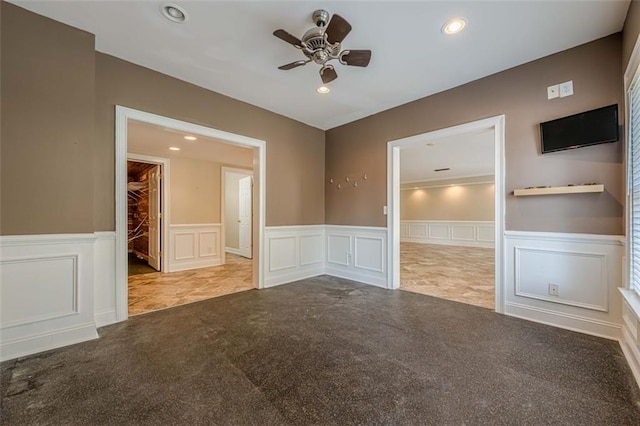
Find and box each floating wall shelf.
[513,184,604,197]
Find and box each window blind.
[630,75,640,293]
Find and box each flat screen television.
[540,104,619,154]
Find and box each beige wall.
[1,2,96,235]
[95,53,325,231]
[326,35,624,235]
[401,177,494,221]
[0,3,325,235]
[623,0,640,70]
[170,157,221,224]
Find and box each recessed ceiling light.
[184,136,197,141]
[161,3,188,23]
[169,147,181,151]
[317,86,330,94]
[442,18,467,35]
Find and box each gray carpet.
[2,276,640,425]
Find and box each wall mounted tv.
[540,104,619,154]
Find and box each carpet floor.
[2,276,639,425]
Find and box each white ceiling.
[128,120,254,168]
[400,129,494,183]
[11,1,629,130]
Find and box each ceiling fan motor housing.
[313,9,330,27]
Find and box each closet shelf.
[513,184,604,197]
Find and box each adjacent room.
[125,119,256,315]
[399,128,496,309]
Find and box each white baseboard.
[169,259,223,272]
[225,247,240,255]
[263,266,325,288]
[0,322,98,362]
[95,310,118,328]
[505,301,621,340]
[325,266,388,288]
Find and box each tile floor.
[128,253,253,315]
[400,242,495,309]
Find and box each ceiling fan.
[273,9,372,85]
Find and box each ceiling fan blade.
[278,60,308,70]
[320,66,338,84]
[325,14,352,44]
[341,50,372,67]
[273,29,303,48]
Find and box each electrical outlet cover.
[547,84,559,99]
[559,81,573,97]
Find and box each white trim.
[387,115,506,314]
[264,225,325,288]
[504,302,621,341]
[505,230,624,245]
[401,220,495,248]
[1,233,99,361]
[225,247,241,255]
[115,106,266,323]
[0,233,97,245]
[127,153,170,274]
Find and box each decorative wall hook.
[345,177,350,182]
[353,181,358,188]
[363,174,368,180]
[337,183,342,189]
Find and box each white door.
[239,176,253,259]
[148,165,161,270]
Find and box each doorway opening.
[222,168,253,259]
[115,106,266,321]
[387,115,505,313]
[127,159,162,276]
[398,129,495,309]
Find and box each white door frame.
[221,167,253,257]
[126,153,170,273]
[386,115,506,313]
[115,106,267,322]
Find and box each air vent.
[434,168,450,172]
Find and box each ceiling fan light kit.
[273,9,372,88]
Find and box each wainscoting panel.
[0,234,99,361]
[169,224,222,272]
[94,232,117,327]
[505,231,624,340]
[264,226,325,287]
[620,291,640,388]
[325,226,388,288]
[401,221,494,248]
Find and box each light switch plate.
[559,80,573,97]
[547,84,559,99]
[383,206,388,215]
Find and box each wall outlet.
[346,252,352,264]
[559,80,573,97]
[548,283,559,296]
[547,84,559,99]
